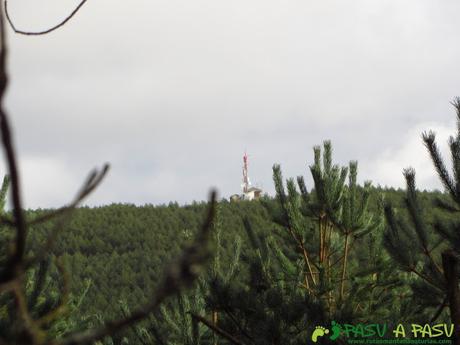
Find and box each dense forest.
[18,186,442,319]
[2,137,460,344]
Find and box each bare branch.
[12,280,39,343]
[4,0,88,36]
[430,297,447,323]
[0,0,27,280]
[25,164,110,268]
[1,164,109,229]
[37,257,71,327]
[189,313,246,345]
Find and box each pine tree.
[271,141,398,323]
[204,216,313,344]
[384,99,460,344]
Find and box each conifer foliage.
[384,99,460,344]
[270,141,397,323]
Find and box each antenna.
[242,151,249,193]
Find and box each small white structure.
[243,186,263,201]
[231,152,263,201]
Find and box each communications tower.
[242,152,250,193]
[230,152,263,202]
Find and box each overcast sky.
[3,0,460,208]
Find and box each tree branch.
[4,0,88,36]
[189,313,246,345]
[25,164,109,268]
[0,0,27,282]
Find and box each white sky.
[3,0,460,208]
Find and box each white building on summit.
[230,152,263,201]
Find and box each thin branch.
[37,257,71,327]
[189,313,246,345]
[223,308,255,343]
[4,0,88,36]
[27,259,50,311]
[25,164,109,268]
[430,297,447,323]
[0,0,27,279]
[1,164,109,229]
[422,131,457,199]
[1,204,82,228]
[410,267,442,291]
[298,240,317,286]
[12,280,39,343]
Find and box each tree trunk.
[340,232,350,300]
[212,310,219,345]
[442,250,460,345]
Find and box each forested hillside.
[2,132,459,344]
[26,199,277,318]
[18,186,451,339]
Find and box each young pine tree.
[271,141,401,322]
[384,99,460,343]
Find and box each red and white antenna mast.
[242,152,249,193]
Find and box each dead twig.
[1,164,109,229]
[36,257,70,327]
[190,313,246,345]
[430,297,447,323]
[0,0,27,284]
[25,164,109,268]
[4,0,88,36]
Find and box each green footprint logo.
[311,326,329,343]
[330,321,342,341]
